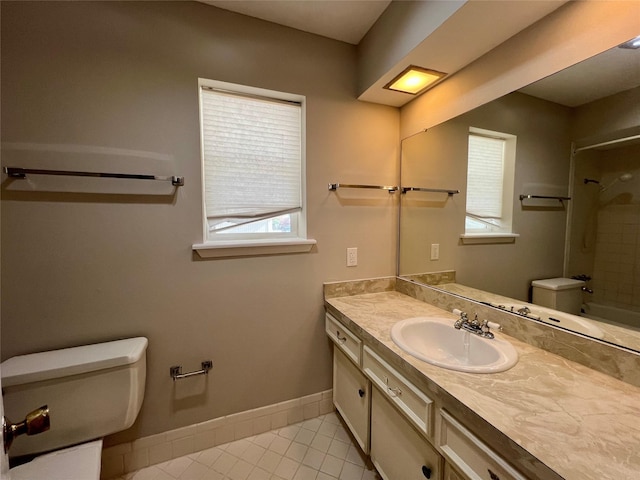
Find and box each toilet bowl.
[1,337,148,479]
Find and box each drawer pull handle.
[336,331,347,344]
[488,469,500,480]
[358,388,365,398]
[421,465,432,478]
[385,376,402,396]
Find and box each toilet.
[1,337,147,479]
[531,277,585,315]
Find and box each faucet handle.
[487,321,502,331]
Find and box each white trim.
[101,389,334,479]
[197,78,309,246]
[193,238,316,258]
[460,233,519,245]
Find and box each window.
[464,127,517,238]
[193,79,315,257]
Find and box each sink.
[390,317,518,373]
[539,312,605,339]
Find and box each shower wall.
[570,143,640,313]
[592,144,640,312]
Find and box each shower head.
[600,172,634,192]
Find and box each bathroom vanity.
[324,279,640,480]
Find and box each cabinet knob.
[421,465,432,478]
[488,469,500,480]
[358,388,365,398]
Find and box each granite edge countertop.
[325,291,640,480]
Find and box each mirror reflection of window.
[465,127,517,234]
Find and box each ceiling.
[519,43,640,107]
[198,1,637,109]
[201,1,391,45]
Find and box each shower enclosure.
[566,133,640,329]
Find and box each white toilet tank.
[531,278,585,315]
[1,337,147,458]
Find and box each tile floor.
[110,413,381,480]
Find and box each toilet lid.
[10,439,102,480]
[531,277,584,291]
[1,337,147,387]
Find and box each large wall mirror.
[399,38,640,352]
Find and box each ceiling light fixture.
[384,65,447,95]
[619,35,640,49]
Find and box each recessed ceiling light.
[384,65,447,95]
[619,35,640,49]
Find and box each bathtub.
[582,302,640,330]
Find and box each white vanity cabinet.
[326,314,370,453]
[439,410,528,480]
[371,388,442,479]
[326,310,531,480]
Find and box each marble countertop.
[325,290,640,480]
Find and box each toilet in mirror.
[1,337,147,479]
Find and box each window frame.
[192,79,316,258]
[461,127,519,244]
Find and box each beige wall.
[0,1,399,444]
[400,92,572,301]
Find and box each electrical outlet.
[430,243,440,261]
[346,247,358,267]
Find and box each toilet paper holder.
[170,360,213,381]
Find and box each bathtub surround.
[101,389,333,478]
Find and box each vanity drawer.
[363,345,433,438]
[439,410,528,480]
[371,388,442,480]
[326,313,362,365]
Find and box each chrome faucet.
[454,312,496,339]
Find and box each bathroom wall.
[400,92,572,301]
[0,1,399,444]
[591,149,640,312]
[567,85,640,312]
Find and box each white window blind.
[201,87,302,230]
[466,134,505,218]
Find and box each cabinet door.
[444,462,466,480]
[371,388,442,480]
[333,348,370,454]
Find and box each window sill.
[193,238,317,258]
[460,233,519,245]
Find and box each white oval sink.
[391,317,518,373]
[541,312,605,339]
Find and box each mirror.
[399,40,640,352]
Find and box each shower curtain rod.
[573,134,640,153]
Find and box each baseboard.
[101,389,334,479]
